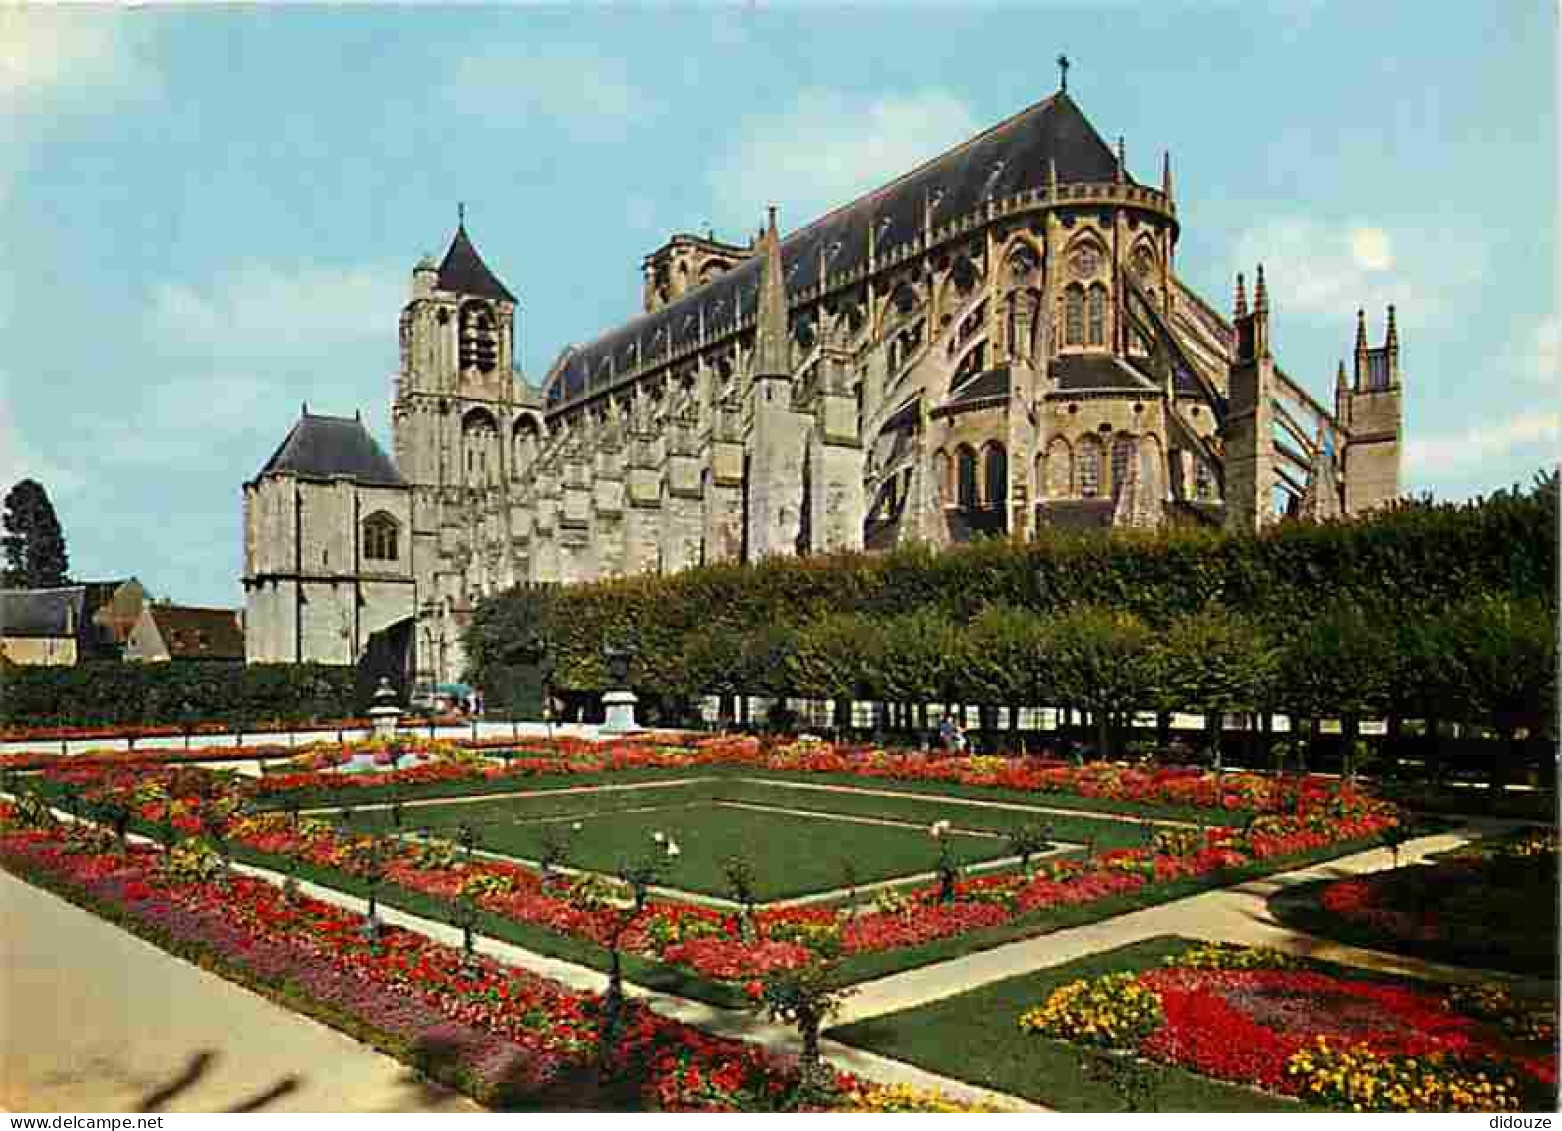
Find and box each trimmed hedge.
[0,660,356,730]
[466,475,1557,728]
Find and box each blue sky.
[0,2,1554,607]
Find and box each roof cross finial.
[458,201,466,229]
[1057,53,1070,93]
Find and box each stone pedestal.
[601,690,640,734]
[368,677,403,739]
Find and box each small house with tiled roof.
[126,604,245,663]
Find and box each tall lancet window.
[1064,285,1085,347]
[1087,284,1108,347]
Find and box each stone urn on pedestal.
[368,677,404,739]
[600,644,640,734]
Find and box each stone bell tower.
[392,213,521,686]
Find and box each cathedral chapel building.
[243,85,1404,687]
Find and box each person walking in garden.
[939,712,967,754]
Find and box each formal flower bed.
[19,761,1397,989]
[1017,943,1556,1111]
[225,734,1383,818]
[0,803,986,1112]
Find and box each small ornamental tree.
[564,831,680,1079]
[753,958,856,1101]
[1008,821,1052,876]
[2,478,70,589]
[536,821,578,884]
[930,820,960,903]
[720,852,760,938]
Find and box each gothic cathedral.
[243,86,1404,687]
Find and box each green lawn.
[452,801,1005,900]
[333,776,1154,901]
[828,936,1303,1112]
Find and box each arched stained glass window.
[983,443,1007,509]
[956,446,979,510]
[1064,285,1085,347]
[1087,285,1108,347]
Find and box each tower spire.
[1254,263,1268,313]
[1234,272,1248,319]
[1354,308,1368,355]
[1161,150,1173,199]
[754,205,789,378]
[1385,304,1398,351]
[458,201,465,229]
[1115,136,1126,182]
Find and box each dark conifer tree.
[2,479,71,588]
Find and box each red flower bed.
[1024,948,1556,1111]
[0,818,889,1111]
[20,759,1397,988]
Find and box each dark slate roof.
[547,91,1122,407]
[255,413,406,487]
[1035,500,1116,530]
[148,605,245,660]
[945,365,1012,408]
[0,587,85,638]
[1050,353,1156,393]
[438,224,517,304]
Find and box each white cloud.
[709,89,981,228]
[446,47,655,139]
[1406,410,1562,476]
[1231,218,1487,329]
[149,261,402,352]
[0,8,156,106]
[90,374,277,470]
[0,372,82,496]
[1522,314,1560,386]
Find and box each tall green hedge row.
[466,475,1558,733]
[0,661,357,731]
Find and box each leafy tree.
[1152,609,1279,763]
[877,609,963,732]
[1273,602,1393,769]
[960,603,1059,734]
[2,479,70,588]
[787,613,883,728]
[1428,593,1558,794]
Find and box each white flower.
[571,821,583,832]
[930,819,951,839]
[667,840,681,858]
[652,830,665,843]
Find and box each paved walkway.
[0,870,480,1113]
